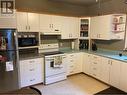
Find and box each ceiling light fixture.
[96,0,98,2]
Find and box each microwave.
[18,37,38,47]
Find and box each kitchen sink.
[110,55,127,61]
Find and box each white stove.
[44,53,67,85]
[40,43,67,85]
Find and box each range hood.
[40,32,61,35]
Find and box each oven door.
[45,56,66,77]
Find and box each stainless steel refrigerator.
[0,29,19,93]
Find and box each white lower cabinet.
[90,55,101,79]
[100,57,110,84]
[83,53,101,79]
[83,53,92,75]
[109,59,121,88]
[19,58,44,87]
[120,62,127,92]
[66,52,83,76]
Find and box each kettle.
[92,43,97,51]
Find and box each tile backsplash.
[40,35,73,49]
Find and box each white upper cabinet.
[90,14,126,40]
[39,14,62,35]
[27,13,40,32]
[16,12,28,32]
[16,12,39,32]
[61,17,79,39]
[40,14,51,33]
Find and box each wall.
[87,0,127,50]
[15,0,87,17]
[87,0,127,16]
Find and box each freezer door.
[0,29,18,51]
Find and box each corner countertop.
[19,53,44,60]
[60,48,127,62]
[19,48,127,62]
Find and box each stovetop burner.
[43,51,64,56]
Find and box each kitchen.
[1,0,127,95]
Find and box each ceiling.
[50,0,111,6]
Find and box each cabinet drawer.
[91,55,101,62]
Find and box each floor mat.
[95,87,127,95]
[0,87,40,95]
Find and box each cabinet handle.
[70,66,74,68]
[52,24,53,28]
[29,26,30,30]
[99,34,101,38]
[94,56,97,59]
[110,61,112,65]
[30,79,35,82]
[49,24,51,28]
[29,69,35,71]
[26,26,27,30]
[93,68,97,70]
[108,60,110,64]
[55,29,59,31]
[29,60,35,63]
[93,62,97,64]
[93,74,96,76]
[70,60,74,62]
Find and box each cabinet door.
[90,55,101,79]
[40,14,52,33]
[100,57,110,84]
[16,12,28,32]
[98,15,111,40]
[52,16,62,34]
[61,17,70,39]
[28,13,39,32]
[19,60,30,87]
[90,17,99,39]
[83,53,91,75]
[69,17,79,38]
[110,59,121,88]
[74,53,83,73]
[66,53,76,75]
[28,58,44,85]
[119,62,127,92]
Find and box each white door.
[90,17,99,39]
[109,59,121,88]
[40,14,52,33]
[119,62,127,92]
[19,60,30,87]
[83,53,91,75]
[16,12,28,32]
[74,53,83,73]
[51,15,62,34]
[100,57,110,84]
[28,13,40,32]
[69,17,79,38]
[61,17,70,39]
